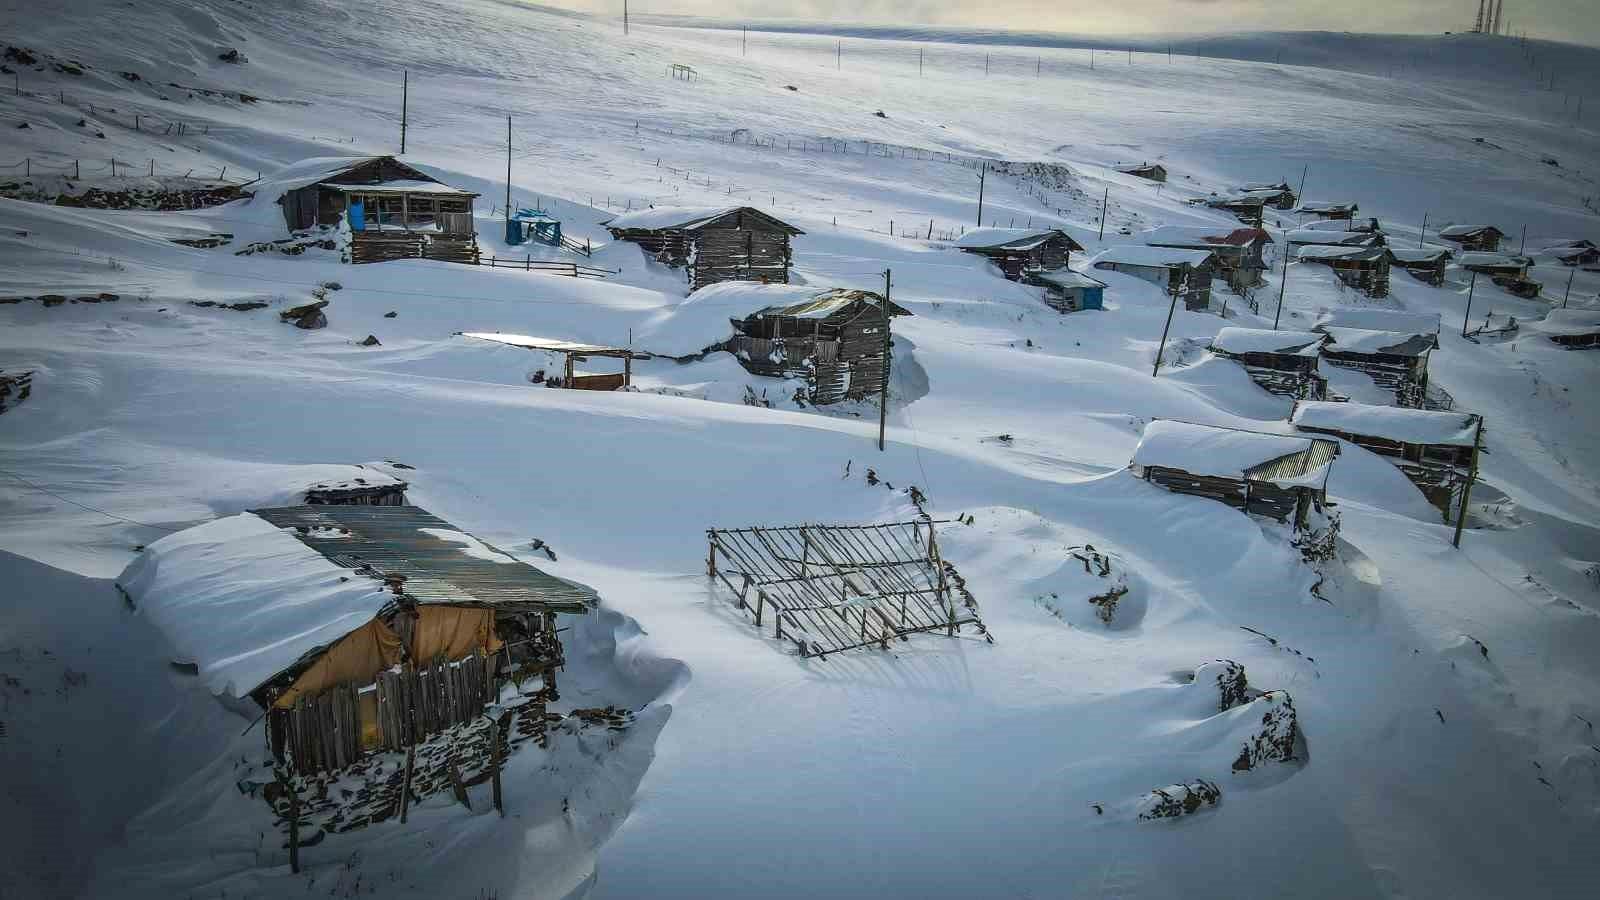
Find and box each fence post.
[134,114,140,131]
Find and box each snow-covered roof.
[462,333,636,355]
[1543,238,1595,250]
[603,205,803,234]
[1298,201,1358,213]
[324,180,474,196]
[754,289,906,320]
[633,283,887,357]
[1238,181,1292,192]
[1438,224,1501,237]
[1291,401,1480,446]
[1319,326,1435,357]
[1285,228,1378,246]
[256,156,384,196]
[121,513,395,701]
[955,227,1074,251]
[1457,251,1530,269]
[1208,193,1267,207]
[1544,246,1596,261]
[1527,308,1600,337]
[1089,246,1215,269]
[1131,420,1338,490]
[1210,327,1324,357]
[1314,308,1440,336]
[1302,218,1379,234]
[1027,269,1106,290]
[1389,248,1451,263]
[1139,225,1271,249]
[1295,244,1386,261]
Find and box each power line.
[0,467,181,534]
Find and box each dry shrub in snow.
[1136,780,1221,820]
[1231,691,1301,772]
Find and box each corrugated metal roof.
[1243,438,1340,489]
[249,505,596,614]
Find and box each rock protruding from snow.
[1136,780,1221,820]
[280,299,328,330]
[1194,659,1251,712]
[1231,690,1301,772]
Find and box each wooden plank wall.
[691,229,792,290]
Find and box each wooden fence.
[480,255,615,278]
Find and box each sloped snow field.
[2,2,1599,897]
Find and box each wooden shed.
[1545,245,1600,267]
[1117,162,1168,182]
[1130,420,1339,531]
[1389,247,1452,286]
[1088,246,1216,311]
[1238,181,1298,210]
[1457,251,1540,297]
[271,156,481,265]
[1315,326,1438,408]
[1294,245,1392,298]
[1209,327,1328,400]
[1285,228,1384,250]
[461,333,642,391]
[1023,268,1106,312]
[1140,226,1273,292]
[955,227,1084,280]
[724,288,910,405]
[604,206,803,290]
[1291,401,1482,523]
[1297,201,1359,221]
[1436,224,1504,252]
[1204,194,1269,227]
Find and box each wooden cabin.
[955,227,1084,280]
[1238,182,1298,210]
[1437,224,1504,252]
[1088,246,1216,311]
[1291,401,1482,523]
[1117,162,1168,183]
[462,333,641,391]
[1316,326,1437,408]
[1130,420,1339,531]
[1294,245,1392,298]
[604,206,803,291]
[1023,268,1106,313]
[1457,251,1540,297]
[126,504,597,840]
[1209,327,1328,400]
[272,156,481,265]
[1297,201,1359,221]
[1204,194,1268,227]
[1285,227,1384,249]
[1529,309,1600,349]
[1313,308,1441,339]
[1544,242,1600,267]
[1140,226,1272,292]
[1389,247,1452,286]
[1303,216,1382,235]
[724,288,911,405]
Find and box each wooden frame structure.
[461,333,641,391]
[705,521,989,658]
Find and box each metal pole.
[1563,265,1576,308]
[1297,165,1308,202]
[975,164,986,226]
[623,0,628,35]
[1518,224,1527,255]
[878,269,892,452]
[1418,212,1428,248]
[400,69,408,154]
[1152,280,1181,377]
[1462,270,1477,337]
[505,116,513,228]
[1097,188,1108,241]
[1273,241,1291,330]
[1451,419,1483,548]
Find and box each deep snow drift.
[2,2,1599,898]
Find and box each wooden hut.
[1023,268,1106,312]
[1117,162,1168,183]
[1291,401,1482,523]
[1129,420,1339,531]
[1285,227,1383,249]
[127,505,595,788]
[1294,245,1392,298]
[724,288,910,405]
[955,227,1083,280]
[1389,247,1452,286]
[1204,194,1269,227]
[1140,226,1272,291]
[1088,246,1216,311]
[1238,181,1298,210]
[1297,201,1359,221]
[1528,309,1600,349]
[271,156,481,265]
[1457,251,1540,297]
[1209,327,1328,400]
[462,333,642,391]
[1303,217,1382,235]
[1543,241,1599,267]
[1436,224,1504,252]
[1315,326,1437,408]
[604,206,803,290]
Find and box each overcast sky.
[554,1,1599,46]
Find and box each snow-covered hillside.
[2,2,1598,898]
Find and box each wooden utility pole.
[1418,211,1429,247]
[400,69,408,154]
[1518,223,1527,255]
[1563,264,1576,308]
[985,53,990,76]
[1462,270,1478,336]
[919,47,923,76]
[1273,241,1291,330]
[742,26,747,56]
[975,163,986,226]
[837,41,841,69]
[1451,419,1483,548]
[1097,187,1108,240]
[1297,164,1308,201]
[878,269,892,452]
[623,0,628,35]
[1152,276,1183,377]
[505,116,513,229]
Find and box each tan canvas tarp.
[411,605,502,663]
[274,618,404,709]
